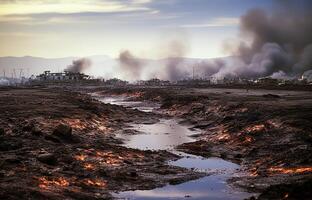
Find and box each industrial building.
[36,71,89,81]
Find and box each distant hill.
[0,55,112,77]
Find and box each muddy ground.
[95,86,312,200]
[0,87,203,200]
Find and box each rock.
[53,124,72,139]
[37,153,57,165]
[31,127,42,136]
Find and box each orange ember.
[83,179,107,187]
[64,119,86,130]
[38,177,69,189]
[75,154,87,161]
[244,136,254,143]
[245,124,265,133]
[269,166,312,174]
[83,163,96,170]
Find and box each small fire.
[283,193,289,199]
[269,166,312,174]
[83,179,107,187]
[244,136,254,143]
[75,154,87,161]
[217,133,230,141]
[83,163,96,170]
[245,124,265,133]
[38,177,69,189]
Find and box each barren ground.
[95,86,312,200]
[0,87,202,200]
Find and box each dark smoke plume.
[218,0,312,78]
[66,58,92,73]
[118,50,144,80]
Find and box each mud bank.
[98,86,312,200]
[0,87,202,199]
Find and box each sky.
[0,0,274,59]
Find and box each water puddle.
[97,95,254,200]
[97,96,160,112]
[117,119,197,150]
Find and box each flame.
[269,166,312,174]
[38,177,69,189]
[283,193,289,199]
[83,179,107,187]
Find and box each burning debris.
[38,177,70,190]
[83,179,107,187]
[269,167,312,175]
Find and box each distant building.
[36,71,89,81]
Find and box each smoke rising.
[217,0,312,78]
[118,50,144,80]
[114,0,312,81]
[117,32,190,81]
[66,58,92,73]
[163,38,190,81]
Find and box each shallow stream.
[97,96,253,200]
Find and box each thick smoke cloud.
[115,0,312,81]
[117,32,190,81]
[66,58,92,73]
[217,0,312,78]
[118,50,144,80]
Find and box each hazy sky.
[0,0,273,59]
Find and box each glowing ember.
[84,163,96,170]
[64,119,86,130]
[269,167,312,174]
[38,177,69,189]
[244,136,254,143]
[83,179,107,187]
[217,133,230,141]
[75,154,87,161]
[283,193,289,199]
[245,124,265,133]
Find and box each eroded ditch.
[97,95,256,200]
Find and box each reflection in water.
[97,95,254,200]
[116,176,248,200]
[99,96,160,112]
[117,119,197,150]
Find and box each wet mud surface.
[95,86,312,200]
[0,87,202,199]
[1,86,311,199]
